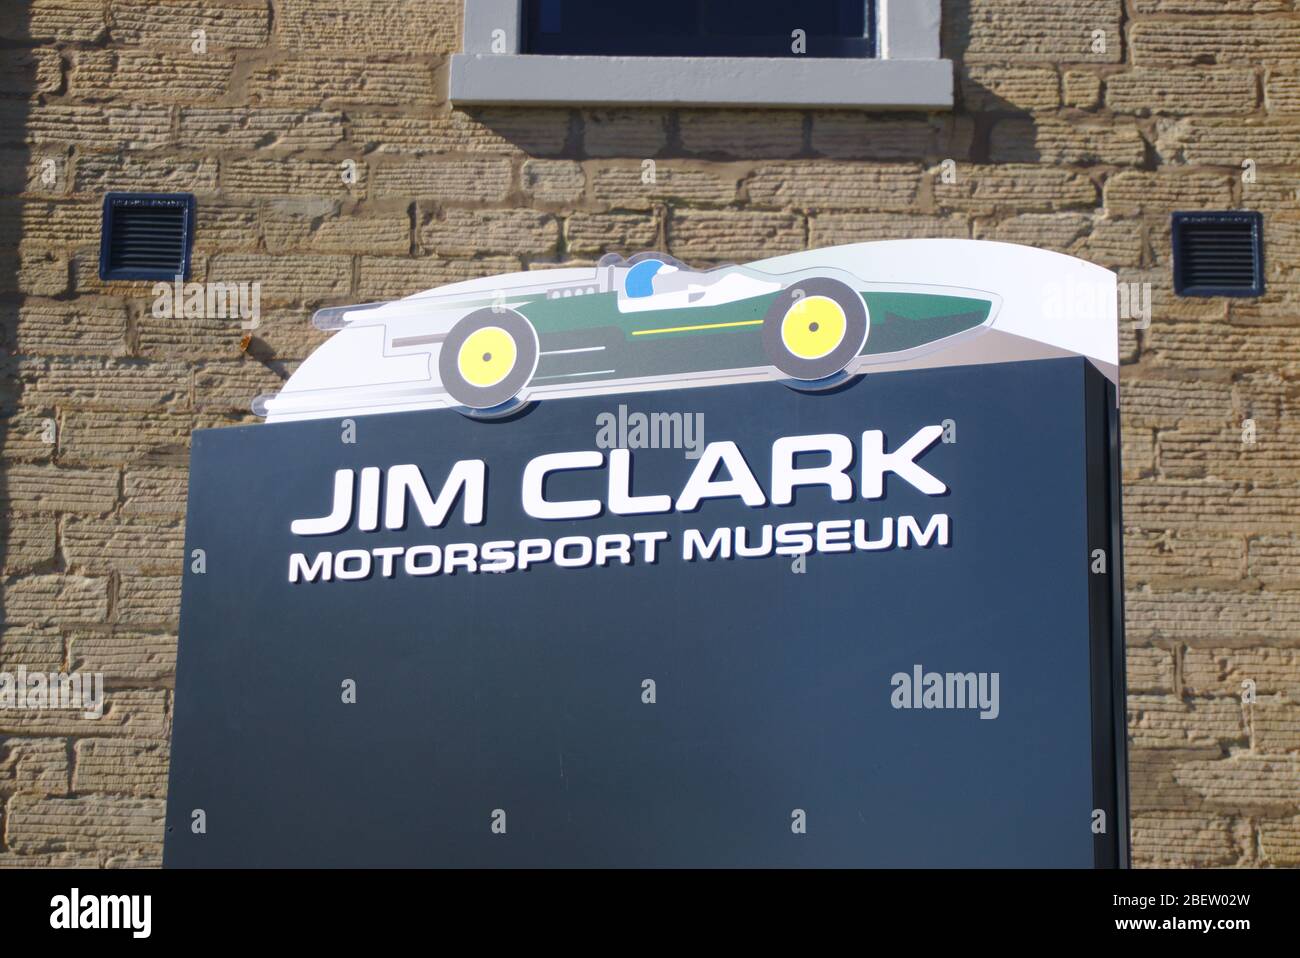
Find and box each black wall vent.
[98,192,196,282]
[1172,211,1263,297]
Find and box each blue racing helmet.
[624,259,666,298]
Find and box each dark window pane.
[523,0,875,58]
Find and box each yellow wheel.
[438,308,539,409]
[780,295,849,361]
[456,326,519,389]
[762,278,869,381]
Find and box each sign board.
[165,240,1128,867]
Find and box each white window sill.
[448,54,954,111]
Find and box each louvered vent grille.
[1172,211,1263,297]
[99,193,196,282]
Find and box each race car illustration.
[254,240,1118,422]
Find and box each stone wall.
[0,0,1296,866]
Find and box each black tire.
[438,307,539,409]
[761,277,869,381]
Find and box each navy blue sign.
[165,356,1127,867]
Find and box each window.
[1172,212,1264,298]
[98,193,196,283]
[450,0,950,111]
[523,0,875,59]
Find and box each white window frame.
[449,0,951,110]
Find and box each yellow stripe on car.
[631,319,764,336]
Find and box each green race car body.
[258,251,1003,420]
